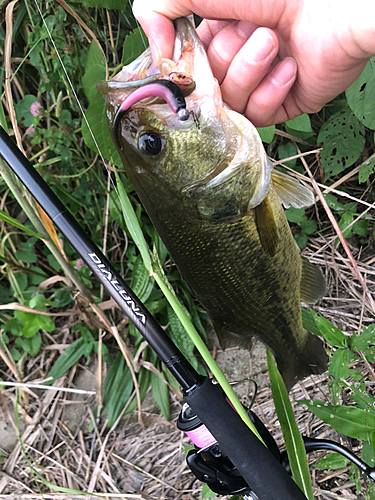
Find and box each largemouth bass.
[98,17,327,389]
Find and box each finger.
[219,28,279,111]
[132,3,188,61]
[243,57,298,127]
[133,0,293,60]
[204,21,260,83]
[196,19,232,52]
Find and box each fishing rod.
[1,126,374,498]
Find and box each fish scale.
[99,17,328,390]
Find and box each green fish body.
[99,18,327,389]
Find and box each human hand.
[132,0,375,127]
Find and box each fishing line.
[32,0,127,219]
[127,0,148,50]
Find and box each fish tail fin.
[277,333,328,391]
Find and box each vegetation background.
[0,0,374,498]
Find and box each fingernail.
[235,21,256,39]
[248,29,275,63]
[149,39,161,65]
[271,57,297,86]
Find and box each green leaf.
[81,93,122,166]
[299,400,375,441]
[131,255,154,302]
[103,355,134,426]
[167,305,201,372]
[15,249,37,264]
[0,209,41,238]
[114,166,152,271]
[285,207,306,223]
[317,107,365,178]
[0,99,8,133]
[122,27,147,66]
[201,483,217,499]
[300,219,317,235]
[313,452,349,470]
[15,333,41,356]
[82,42,106,103]
[46,337,94,384]
[15,95,40,127]
[151,372,170,420]
[359,157,375,183]
[267,350,314,500]
[328,348,353,384]
[346,57,375,130]
[278,142,297,167]
[353,218,369,237]
[74,0,125,8]
[338,212,354,239]
[301,308,321,336]
[347,382,375,414]
[14,310,54,338]
[257,125,275,144]
[124,367,151,415]
[348,325,375,351]
[286,114,313,133]
[364,347,375,363]
[312,312,347,347]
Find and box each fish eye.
[138,132,163,156]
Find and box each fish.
[98,17,328,390]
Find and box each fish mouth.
[97,17,219,102]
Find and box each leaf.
[328,348,353,384]
[338,212,354,239]
[201,483,217,499]
[267,350,314,500]
[15,95,40,127]
[257,125,275,144]
[103,355,134,426]
[122,27,147,66]
[278,142,297,167]
[286,114,313,133]
[71,0,126,8]
[313,452,349,470]
[82,42,106,104]
[359,157,375,184]
[300,219,317,235]
[14,310,55,338]
[317,107,365,178]
[347,382,375,414]
[81,93,122,166]
[0,98,8,133]
[285,207,306,223]
[15,333,41,356]
[151,372,170,420]
[301,308,321,336]
[46,337,94,384]
[167,305,201,373]
[299,400,375,441]
[348,324,375,351]
[312,312,347,348]
[130,255,154,302]
[346,57,375,130]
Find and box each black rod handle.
[0,126,202,391]
[185,378,307,500]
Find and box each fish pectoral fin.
[254,196,279,257]
[271,169,314,208]
[300,257,327,303]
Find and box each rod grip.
[185,378,307,500]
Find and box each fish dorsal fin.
[300,257,327,304]
[271,169,314,208]
[254,196,279,257]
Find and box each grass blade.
[267,349,313,500]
